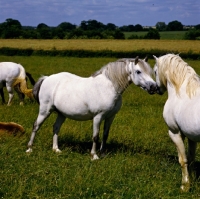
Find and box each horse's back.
[37,72,83,102]
[0,62,23,79]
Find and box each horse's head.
[153,55,167,95]
[126,56,157,95]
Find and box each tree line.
[0,18,199,40]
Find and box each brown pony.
[0,122,25,135]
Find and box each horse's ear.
[135,56,139,65]
[144,56,148,62]
[153,55,158,62]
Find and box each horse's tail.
[12,78,34,100]
[12,64,34,100]
[33,76,48,104]
[26,72,36,86]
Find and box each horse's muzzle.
[144,82,157,95]
[148,84,157,95]
[156,86,164,95]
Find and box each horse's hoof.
[53,148,62,153]
[91,154,99,161]
[180,184,190,192]
[26,148,32,153]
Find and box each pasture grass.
[124,31,187,40]
[0,39,200,54]
[0,56,200,198]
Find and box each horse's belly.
[178,119,200,142]
[182,131,200,142]
[61,111,94,121]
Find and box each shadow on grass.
[164,155,200,182]
[58,135,200,182]
[58,135,168,158]
[193,161,200,180]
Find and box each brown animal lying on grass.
[0,122,25,136]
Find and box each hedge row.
[0,47,199,60]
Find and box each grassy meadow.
[124,31,188,40]
[1,54,200,198]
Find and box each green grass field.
[1,56,200,198]
[124,31,187,40]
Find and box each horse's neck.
[102,73,129,95]
[167,80,192,99]
[114,81,130,95]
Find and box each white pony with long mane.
[154,53,200,192]
[26,57,157,160]
[0,62,33,105]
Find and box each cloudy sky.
[0,0,199,27]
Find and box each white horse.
[153,53,200,192]
[0,62,34,105]
[26,57,157,160]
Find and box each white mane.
[157,54,200,97]
[92,58,153,93]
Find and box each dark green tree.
[21,29,38,39]
[113,29,125,39]
[0,18,22,38]
[135,24,143,31]
[106,23,116,31]
[119,25,129,32]
[184,29,200,40]
[36,23,52,39]
[144,28,160,39]
[80,20,105,31]
[80,20,87,30]
[67,29,85,39]
[57,22,76,31]
[195,24,200,30]
[167,20,183,31]
[127,25,135,31]
[52,27,65,39]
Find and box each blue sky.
[0,0,199,27]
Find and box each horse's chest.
[163,100,182,130]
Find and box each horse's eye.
[136,70,141,74]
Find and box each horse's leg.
[0,88,5,104]
[6,84,14,106]
[187,139,197,178]
[187,139,197,165]
[14,84,25,105]
[169,130,190,192]
[100,115,115,157]
[26,108,51,153]
[91,115,102,160]
[52,112,66,153]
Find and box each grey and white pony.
[154,53,200,192]
[26,57,157,160]
[0,62,34,105]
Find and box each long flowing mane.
[92,58,152,93]
[92,61,129,93]
[157,54,200,97]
